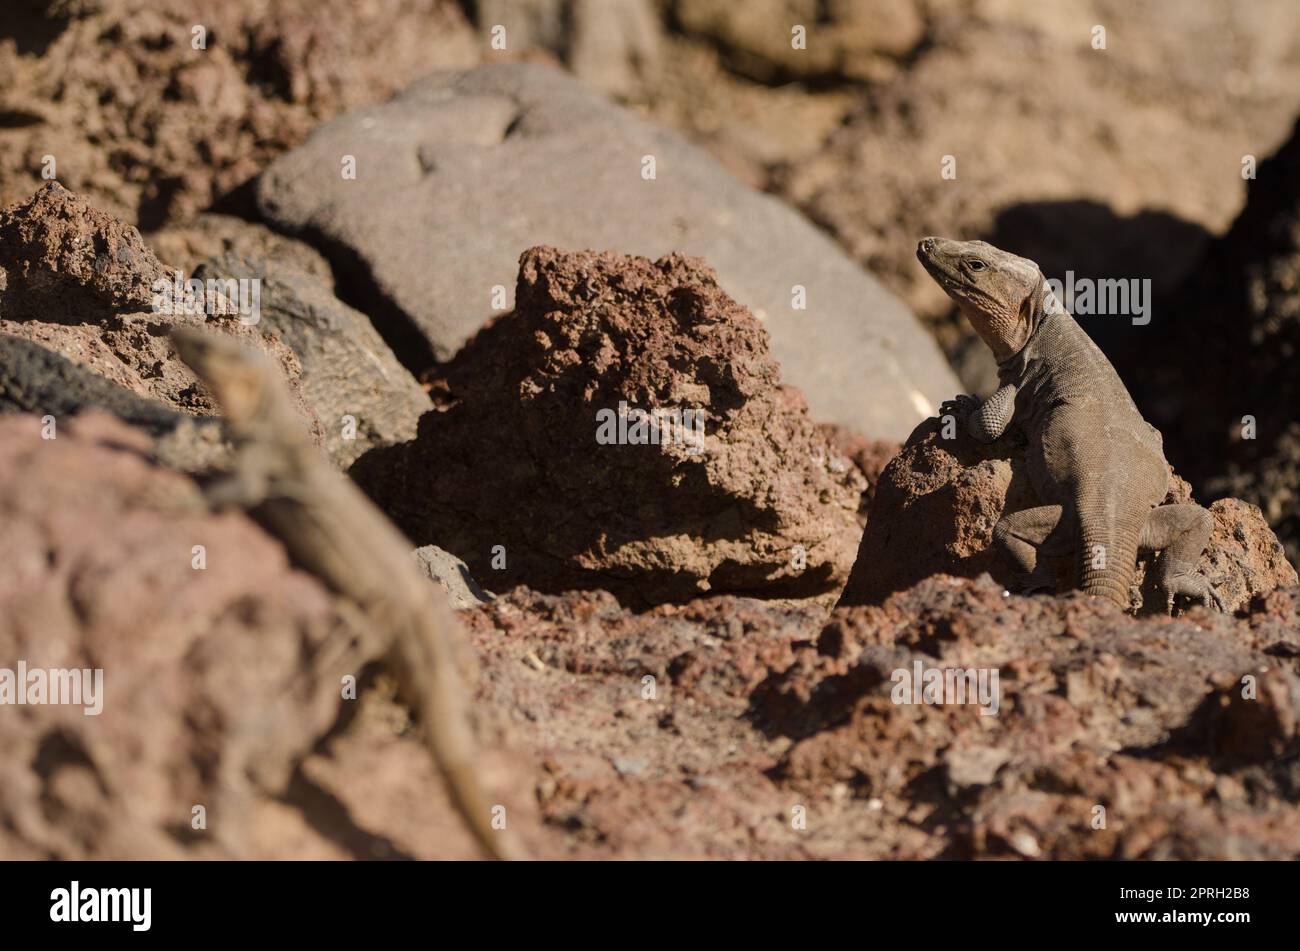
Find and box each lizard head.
[171,326,272,427]
[917,237,1048,362]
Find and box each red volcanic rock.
[0,0,477,223]
[353,246,865,605]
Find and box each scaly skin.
[172,326,524,859]
[917,238,1223,613]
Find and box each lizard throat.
[965,309,1031,364]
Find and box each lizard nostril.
[918,238,935,256]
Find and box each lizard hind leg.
[1138,503,1224,612]
[992,504,1069,595]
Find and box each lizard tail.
[422,711,526,861]
[1077,511,1141,610]
[397,591,528,861]
[413,615,525,862]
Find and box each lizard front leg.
[941,384,1018,443]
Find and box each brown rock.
[474,0,663,98]
[814,423,899,523]
[1195,499,1299,616]
[143,211,429,470]
[0,0,478,226]
[412,545,493,611]
[757,575,1300,859]
[1182,668,1300,766]
[256,62,959,439]
[0,412,344,858]
[0,183,319,440]
[838,420,1297,611]
[346,573,1300,860]
[0,333,230,475]
[352,246,864,605]
[837,419,1032,605]
[459,587,834,859]
[190,249,431,469]
[0,410,530,859]
[146,213,333,286]
[0,180,165,313]
[8,420,1299,861]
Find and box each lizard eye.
[966,259,987,272]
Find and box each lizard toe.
[1153,567,1224,615]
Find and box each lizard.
[916,237,1224,613]
[171,326,524,860]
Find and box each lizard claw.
[1151,564,1225,614]
[1207,586,1227,613]
[939,393,979,420]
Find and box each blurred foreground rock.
[0,411,523,859]
[0,412,343,857]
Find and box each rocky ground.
[2,2,1299,860]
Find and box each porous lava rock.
[256,61,959,439]
[755,575,1300,859]
[352,246,865,605]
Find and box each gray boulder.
[257,62,957,441]
[192,252,432,470]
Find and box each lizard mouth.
[916,237,940,268]
[916,240,966,297]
